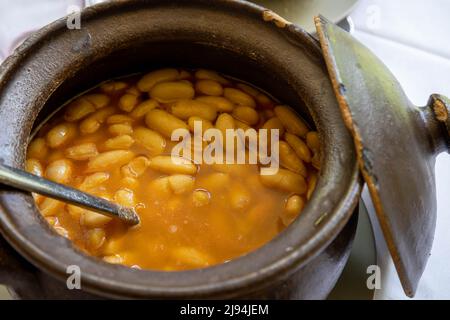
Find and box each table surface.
[1,0,449,300]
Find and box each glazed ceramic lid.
[314,16,450,297]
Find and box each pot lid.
[314,15,449,297]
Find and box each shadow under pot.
[0,0,376,299]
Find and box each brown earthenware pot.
[0,0,363,299]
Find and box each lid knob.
[424,94,450,154]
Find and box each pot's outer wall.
[315,16,450,297]
[0,0,361,298]
[0,213,358,299]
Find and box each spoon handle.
[0,163,139,225]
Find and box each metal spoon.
[0,163,140,225]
